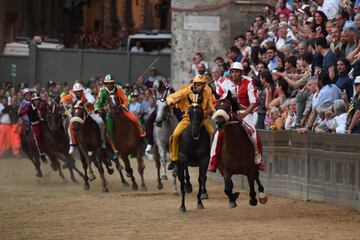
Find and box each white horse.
[153,98,179,194]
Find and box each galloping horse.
[177,97,210,212]
[71,101,127,192]
[153,98,178,193]
[107,93,146,191]
[212,91,268,208]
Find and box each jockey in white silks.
[209,62,265,172]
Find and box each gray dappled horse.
[153,98,178,193]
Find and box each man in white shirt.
[316,0,340,20]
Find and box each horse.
[153,98,178,193]
[107,93,146,191]
[177,97,210,212]
[44,101,85,183]
[71,101,128,192]
[212,91,268,208]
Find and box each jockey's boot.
[255,152,265,171]
[113,150,120,160]
[145,144,153,153]
[167,161,177,171]
[68,144,76,155]
[40,153,48,164]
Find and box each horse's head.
[107,93,122,114]
[47,101,64,131]
[155,98,171,127]
[71,100,87,132]
[212,91,238,130]
[188,95,204,140]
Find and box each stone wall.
[170,0,275,89]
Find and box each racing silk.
[94,86,128,111]
[26,101,47,125]
[217,76,258,109]
[60,90,95,112]
[166,84,214,118]
[18,100,31,118]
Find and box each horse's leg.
[196,160,207,209]
[255,171,268,204]
[247,175,258,206]
[136,149,147,191]
[78,145,96,181]
[63,155,79,183]
[184,166,192,193]
[172,171,178,195]
[80,153,90,190]
[121,154,138,191]
[177,162,186,212]
[30,155,42,178]
[158,144,168,180]
[153,144,163,190]
[112,157,129,187]
[95,148,108,193]
[50,156,68,182]
[224,176,239,208]
[199,159,209,200]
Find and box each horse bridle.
[155,98,172,125]
[71,101,88,125]
[47,102,64,131]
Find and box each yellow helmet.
[193,75,208,84]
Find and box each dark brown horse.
[107,93,146,191]
[212,91,268,208]
[71,101,128,192]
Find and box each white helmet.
[229,62,244,71]
[22,88,31,95]
[72,83,83,92]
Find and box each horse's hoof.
[184,183,193,193]
[102,188,109,193]
[132,183,139,191]
[200,193,208,200]
[229,201,237,209]
[178,206,186,213]
[197,203,205,209]
[259,192,268,204]
[122,181,130,187]
[249,198,258,206]
[141,186,148,192]
[83,184,90,191]
[126,173,131,178]
[89,175,96,182]
[160,175,168,181]
[108,168,114,175]
[157,182,163,190]
[36,172,43,178]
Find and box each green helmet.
[104,74,115,84]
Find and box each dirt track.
[0,158,360,240]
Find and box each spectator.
[228,46,243,63]
[266,46,279,71]
[335,58,353,100]
[316,37,337,81]
[316,0,339,20]
[313,71,342,110]
[189,52,209,77]
[130,40,144,52]
[144,67,162,88]
[325,99,348,133]
[347,76,360,133]
[0,97,12,157]
[128,92,142,118]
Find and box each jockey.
[167,75,215,170]
[60,82,106,154]
[17,88,32,130]
[209,62,265,172]
[19,92,49,163]
[144,79,179,153]
[95,74,145,158]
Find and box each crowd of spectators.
[194,0,360,134]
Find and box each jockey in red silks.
[19,92,49,163]
[209,62,265,172]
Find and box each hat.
[72,83,83,92]
[229,62,244,71]
[104,74,115,83]
[354,76,360,84]
[131,92,139,97]
[297,4,309,13]
[150,67,157,71]
[22,88,31,95]
[193,75,208,84]
[31,92,41,101]
[305,17,314,24]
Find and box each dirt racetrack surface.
[0,158,360,240]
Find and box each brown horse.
[212,91,268,208]
[71,101,128,192]
[107,93,146,191]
